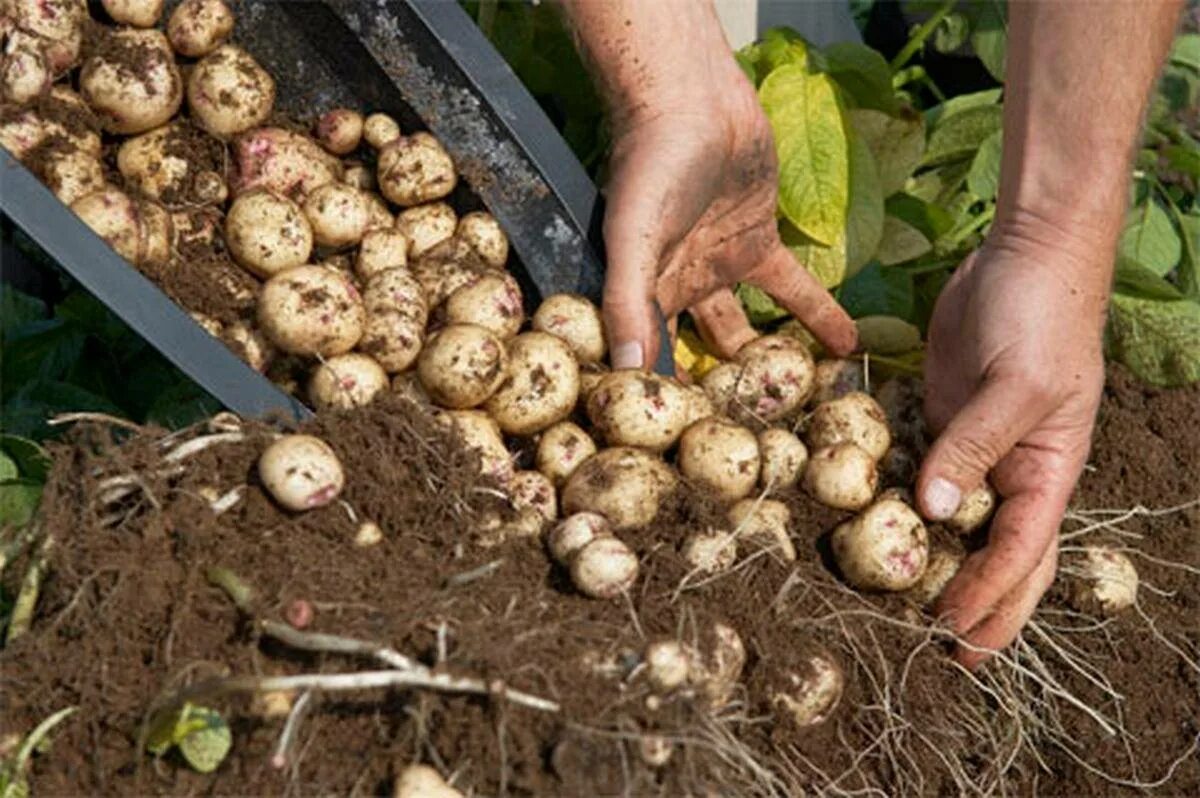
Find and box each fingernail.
[924,477,962,520]
[611,341,643,370]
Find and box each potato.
[644,640,691,691]
[363,112,400,150]
[944,484,996,535]
[42,87,102,156]
[222,322,273,372]
[70,188,171,267]
[355,229,408,280]
[771,650,844,727]
[360,310,424,374]
[701,361,741,414]
[394,764,463,798]
[362,266,427,317]
[688,623,745,708]
[803,443,878,511]
[257,265,365,357]
[683,385,716,427]
[307,353,388,410]
[115,124,185,200]
[562,447,676,530]
[189,311,222,336]
[363,192,394,231]
[570,536,639,599]
[303,183,370,249]
[102,0,163,27]
[727,498,794,561]
[354,521,384,548]
[416,324,507,409]
[443,272,523,339]
[42,149,105,204]
[258,434,344,512]
[811,358,866,405]
[343,164,375,192]
[757,428,808,491]
[167,0,233,57]
[586,371,690,452]
[225,190,313,278]
[410,237,490,308]
[485,332,580,435]
[681,529,737,574]
[509,470,557,523]
[187,45,274,140]
[11,0,84,74]
[1,32,51,104]
[677,418,760,502]
[315,108,363,156]
[81,29,182,134]
[0,108,48,159]
[532,293,606,364]
[908,546,963,606]
[731,335,816,423]
[232,127,341,200]
[639,736,673,768]
[1068,546,1138,615]
[379,132,457,207]
[390,371,432,408]
[440,410,513,483]
[578,366,608,406]
[138,201,173,266]
[805,392,891,462]
[546,511,610,565]
[831,498,929,591]
[395,202,456,258]
[456,211,508,269]
[535,421,597,487]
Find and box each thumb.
[917,376,1050,520]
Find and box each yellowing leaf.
[848,109,925,197]
[877,216,932,265]
[177,708,231,774]
[675,328,721,381]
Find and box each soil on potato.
[1,367,1197,797]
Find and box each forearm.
[996,0,1183,278]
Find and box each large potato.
[803,443,878,511]
[378,132,457,207]
[805,392,892,462]
[188,45,275,140]
[257,265,365,357]
[167,0,234,57]
[730,335,816,423]
[232,127,341,200]
[358,268,428,373]
[303,183,370,249]
[395,202,456,258]
[417,324,507,409]
[586,371,690,452]
[70,188,172,267]
[562,447,677,530]
[225,190,314,278]
[831,498,929,591]
[81,29,182,134]
[532,293,606,364]
[677,418,760,502]
[442,272,523,340]
[485,332,580,435]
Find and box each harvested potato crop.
[639,736,673,768]
[1,32,51,104]
[101,0,163,27]
[116,125,188,200]
[805,392,892,461]
[456,211,508,268]
[678,418,760,502]
[232,127,340,199]
[509,470,557,523]
[944,484,996,535]
[701,361,741,413]
[258,434,344,512]
[394,765,463,798]
[811,358,866,405]
[546,512,610,565]
[683,385,716,427]
[758,428,808,490]
[362,266,427,318]
[187,45,274,139]
[222,323,273,372]
[644,640,692,691]
[439,410,513,483]
[362,112,400,150]
[909,546,963,606]
[417,324,507,409]
[443,272,524,340]
[831,498,929,591]
[535,421,597,487]
[360,311,425,374]
[315,108,363,155]
[70,188,171,267]
[688,623,746,708]
[192,170,227,205]
[356,229,409,280]
[257,265,365,357]
[485,332,580,435]
[731,335,816,423]
[167,0,234,57]
[81,29,182,134]
[562,447,676,530]
[42,87,103,156]
[12,0,85,74]
[771,650,844,727]
[532,293,606,364]
[410,237,489,308]
[728,498,795,561]
[1068,546,1138,615]
[225,190,313,278]
[307,353,388,410]
[378,132,457,207]
[395,202,456,258]
[570,536,639,599]
[586,370,690,452]
[682,529,737,574]
[803,443,879,511]
[303,183,370,249]
[42,149,105,205]
[0,108,51,160]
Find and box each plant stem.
[890,0,959,72]
[5,535,51,645]
[204,566,254,613]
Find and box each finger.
[689,289,758,359]
[744,242,857,356]
[916,376,1053,520]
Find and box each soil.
[1,367,1196,797]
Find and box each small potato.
[677,417,760,502]
[688,623,745,708]
[303,183,369,249]
[378,132,457,207]
[805,392,891,462]
[232,127,341,200]
[356,229,409,280]
[485,332,580,435]
[456,211,508,269]
[440,410,513,482]
[681,529,737,574]
[343,164,375,191]
[535,421,597,487]
[644,640,691,691]
[443,272,523,340]
[570,536,639,599]
[225,190,314,278]
[395,202,456,258]
[1068,546,1138,615]
[639,736,673,768]
[831,498,929,591]
[758,428,808,490]
[586,370,690,452]
[188,45,275,140]
[908,546,963,606]
[727,498,794,561]
[509,470,557,523]
[701,362,741,413]
[811,358,866,405]
[562,447,676,531]
[222,323,273,372]
[42,149,105,205]
[1,32,51,104]
[417,324,507,409]
[308,353,388,410]
[532,293,606,364]
[102,0,163,27]
[771,651,844,727]
[258,434,344,511]
[803,443,879,511]
[167,0,234,57]
[944,484,996,535]
[394,765,463,798]
[257,265,365,357]
[192,170,227,205]
[363,112,400,150]
[315,108,363,156]
[731,335,817,423]
[81,29,182,134]
[547,511,610,565]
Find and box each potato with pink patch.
[532,293,606,364]
[167,0,234,57]
[535,421,597,487]
[315,108,363,155]
[831,498,929,591]
[443,272,524,339]
[232,127,341,199]
[730,335,816,423]
[258,434,344,511]
[307,353,388,410]
[586,371,690,452]
[257,265,365,357]
[187,45,274,139]
[509,470,557,523]
[417,324,508,409]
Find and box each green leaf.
[1,322,87,390]
[736,284,789,326]
[144,382,221,430]
[761,66,850,246]
[923,88,1003,129]
[966,129,1003,200]
[177,707,232,774]
[1162,143,1200,182]
[967,0,1008,82]
[820,42,898,113]
[856,316,923,354]
[1107,295,1200,386]
[1113,256,1184,301]
[735,45,760,84]
[0,454,16,483]
[0,436,51,483]
[877,216,933,265]
[1,381,126,440]
[837,262,915,319]
[0,481,42,528]
[886,194,957,240]
[0,288,46,339]
[756,27,810,81]
[848,109,926,197]
[922,105,1004,166]
[1119,199,1181,276]
[933,12,970,53]
[1170,33,1200,72]
[1177,213,1199,300]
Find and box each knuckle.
[942,433,1002,478]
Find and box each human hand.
[917,228,1108,669]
